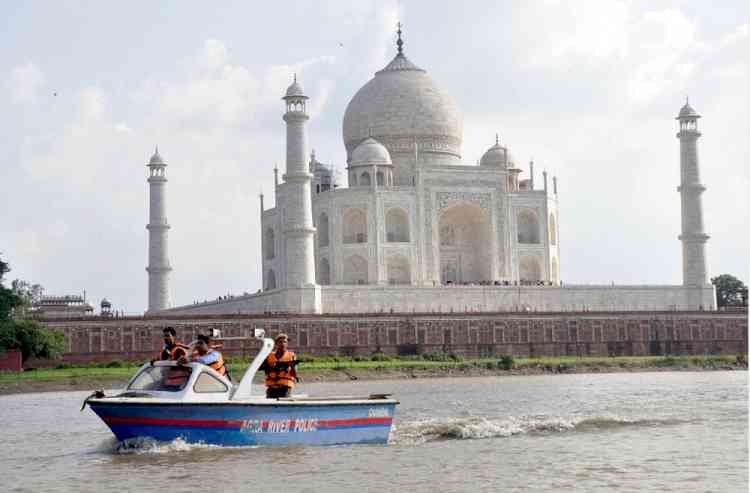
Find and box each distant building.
[32,295,94,319]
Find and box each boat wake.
[390,415,687,444]
[113,437,254,455]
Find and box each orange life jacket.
[160,343,189,361]
[265,351,297,389]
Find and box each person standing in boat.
[157,327,189,361]
[260,333,300,398]
[183,334,231,380]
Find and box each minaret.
[676,99,709,289]
[282,76,317,292]
[146,147,172,312]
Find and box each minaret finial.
[155,145,159,154]
[294,73,297,83]
[495,133,499,145]
[396,22,404,56]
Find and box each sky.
[1,0,747,314]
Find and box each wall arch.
[266,269,277,290]
[343,255,368,284]
[385,208,410,242]
[360,171,371,186]
[387,255,411,285]
[519,255,541,281]
[318,212,329,248]
[318,258,331,285]
[264,228,275,259]
[517,210,540,244]
[438,202,491,283]
[343,208,367,244]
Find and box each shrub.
[104,360,126,368]
[370,352,391,362]
[498,355,514,370]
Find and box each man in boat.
[260,333,300,398]
[183,333,231,380]
[156,327,189,361]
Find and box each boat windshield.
[128,365,193,392]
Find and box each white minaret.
[146,147,172,312]
[676,100,709,290]
[282,76,317,292]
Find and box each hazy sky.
[1,0,747,313]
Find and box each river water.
[1,371,746,492]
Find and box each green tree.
[711,274,748,307]
[0,319,67,362]
[0,255,22,321]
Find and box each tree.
[0,319,67,362]
[0,255,22,321]
[711,274,748,308]
[10,279,43,316]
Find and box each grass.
[0,354,741,385]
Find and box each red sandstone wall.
[0,350,22,371]
[33,311,748,367]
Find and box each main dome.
[342,49,463,177]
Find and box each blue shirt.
[193,350,220,365]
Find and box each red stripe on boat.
[102,416,392,429]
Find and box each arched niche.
[264,228,275,259]
[343,208,367,244]
[318,212,329,248]
[318,258,331,285]
[517,209,540,244]
[360,171,371,186]
[386,208,410,242]
[266,269,277,290]
[519,255,541,281]
[387,255,411,285]
[438,202,492,283]
[343,255,368,285]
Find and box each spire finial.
[495,133,499,145]
[686,95,689,104]
[155,145,159,154]
[294,73,297,83]
[396,22,404,56]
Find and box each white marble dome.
[480,139,516,168]
[342,52,463,169]
[285,78,306,99]
[350,137,392,166]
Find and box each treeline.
[0,256,66,362]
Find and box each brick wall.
[34,311,747,367]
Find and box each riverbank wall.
[29,310,747,367]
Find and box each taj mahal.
[146,28,715,316]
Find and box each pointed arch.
[266,269,277,290]
[318,258,331,285]
[343,208,367,244]
[264,228,275,259]
[517,209,540,244]
[343,255,368,285]
[385,208,410,242]
[360,171,371,186]
[519,255,541,281]
[318,212,329,248]
[387,255,411,285]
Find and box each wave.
[113,437,258,455]
[390,415,686,444]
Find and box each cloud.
[114,122,134,134]
[9,62,45,104]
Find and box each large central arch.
[438,202,492,283]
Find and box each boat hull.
[88,400,396,446]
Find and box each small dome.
[149,148,165,165]
[100,298,111,307]
[350,138,392,166]
[480,139,516,168]
[677,101,699,119]
[284,78,307,99]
